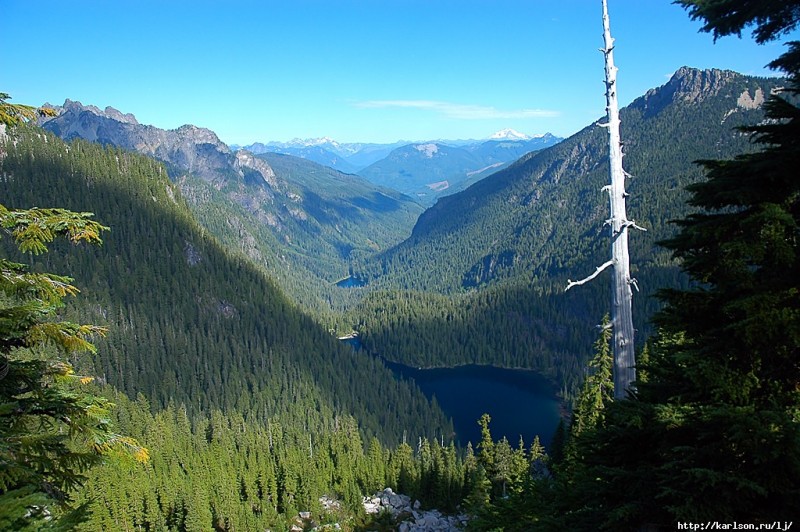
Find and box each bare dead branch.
[622,220,647,232]
[565,259,615,291]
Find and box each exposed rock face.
[635,66,743,118]
[40,100,270,187]
[664,66,737,104]
[737,87,766,109]
[234,150,279,189]
[363,488,468,531]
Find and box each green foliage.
[0,93,56,127]
[537,7,800,527]
[570,316,613,437]
[138,149,423,328]
[72,393,476,530]
[463,415,554,530]
[675,0,800,44]
[0,123,470,527]
[0,125,452,447]
[0,197,146,528]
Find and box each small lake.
[384,361,562,449]
[335,276,366,288]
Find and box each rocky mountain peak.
[668,66,739,103]
[42,100,237,185]
[49,99,138,125]
[632,66,742,118]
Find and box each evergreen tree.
[652,0,800,520]
[0,202,146,529]
[570,316,613,437]
[555,3,800,527]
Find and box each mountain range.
[41,101,560,214]
[348,66,783,390]
[2,63,786,529]
[357,134,562,204]
[240,132,562,204]
[37,67,781,394]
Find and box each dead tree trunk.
[601,0,637,399]
[567,0,642,399]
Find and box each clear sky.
[1,0,795,145]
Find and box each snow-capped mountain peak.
[283,136,340,148]
[488,128,531,141]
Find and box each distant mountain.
[40,101,423,317]
[239,133,562,182]
[339,141,411,168]
[246,143,359,174]
[240,138,409,171]
[356,134,562,205]
[488,128,531,140]
[350,67,783,382]
[464,133,563,168]
[357,143,483,203]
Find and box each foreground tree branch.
[566,260,615,291]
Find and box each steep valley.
[30,66,783,416]
[1,64,787,529]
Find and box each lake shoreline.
[341,335,568,446]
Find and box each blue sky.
[1,0,795,145]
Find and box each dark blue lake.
[335,276,366,288]
[384,361,562,449]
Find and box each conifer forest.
[1,0,799,530]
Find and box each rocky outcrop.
[40,100,273,188]
[286,491,467,531]
[737,87,766,109]
[234,149,279,189]
[635,67,741,118]
[363,488,468,531]
[663,66,738,104]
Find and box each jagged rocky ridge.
[42,99,239,186]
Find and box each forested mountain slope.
[350,67,783,393]
[0,127,450,445]
[359,67,779,291]
[40,101,423,318]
